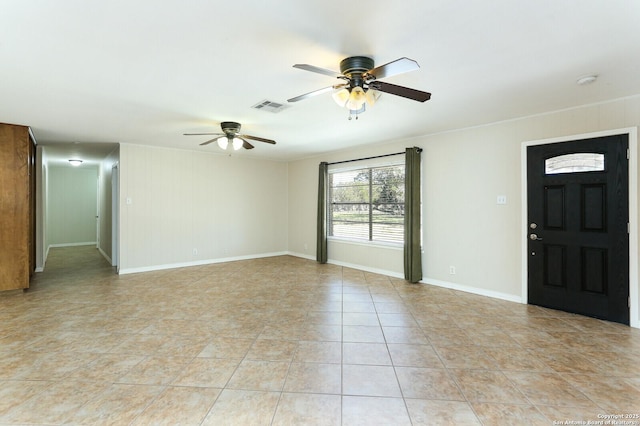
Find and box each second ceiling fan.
[184,121,276,150]
[287,56,431,115]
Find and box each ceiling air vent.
[252,100,289,113]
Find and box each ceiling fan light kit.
[288,55,431,118]
[216,136,244,151]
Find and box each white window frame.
[327,159,405,247]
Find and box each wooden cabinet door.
[0,123,32,290]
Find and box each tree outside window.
[328,164,404,244]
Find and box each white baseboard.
[287,251,404,279]
[421,277,523,304]
[286,251,315,261]
[48,242,96,248]
[97,247,112,265]
[329,259,404,279]
[118,251,289,275]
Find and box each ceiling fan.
[287,56,431,116]
[184,121,276,150]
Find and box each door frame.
[521,127,639,328]
[96,170,100,249]
[112,162,119,272]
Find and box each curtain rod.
[327,147,422,166]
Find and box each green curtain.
[404,147,422,282]
[316,162,328,264]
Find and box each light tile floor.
[1,246,640,425]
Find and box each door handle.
[529,233,543,241]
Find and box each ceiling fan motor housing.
[220,121,241,134]
[340,56,374,87]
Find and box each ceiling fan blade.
[184,132,223,136]
[293,64,341,78]
[288,85,337,103]
[241,139,255,150]
[369,81,431,102]
[199,137,219,146]
[241,134,276,145]
[366,57,420,80]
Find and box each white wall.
[287,95,640,325]
[46,165,98,247]
[118,144,288,273]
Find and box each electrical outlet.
[449,266,456,275]
[192,248,198,255]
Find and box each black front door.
[527,134,629,324]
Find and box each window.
[545,153,605,174]
[328,163,404,244]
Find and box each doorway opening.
[37,143,119,274]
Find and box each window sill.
[327,237,403,251]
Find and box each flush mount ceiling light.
[576,75,598,86]
[68,159,83,166]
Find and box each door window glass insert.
[545,153,605,174]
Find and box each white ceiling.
[2,1,639,163]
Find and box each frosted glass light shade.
[365,89,379,106]
[217,136,228,150]
[346,86,366,110]
[232,137,243,150]
[332,88,350,107]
